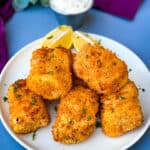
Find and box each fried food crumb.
[100,80,144,137]
[52,86,99,144]
[7,79,50,134]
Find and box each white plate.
[0,34,150,150]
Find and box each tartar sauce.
[50,0,93,14]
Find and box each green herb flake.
[87,115,91,121]
[119,96,125,100]
[138,87,146,92]
[50,53,55,58]
[82,108,87,114]
[111,108,114,113]
[15,81,19,86]
[48,71,54,75]
[31,98,37,105]
[84,33,89,37]
[97,39,101,44]
[47,35,53,39]
[95,121,101,128]
[13,87,17,92]
[3,96,8,102]
[16,94,22,98]
[129,68,132,72]
[32,131,36,140]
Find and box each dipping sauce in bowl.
[50,0,93,29]
[50,0,93,14]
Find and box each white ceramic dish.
[0,33,150,150]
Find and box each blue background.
[1,1,150,149]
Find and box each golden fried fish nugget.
[100,80,143,137]
[52,86,99,144]
[73,44,128,95]
[27,47,72,100]
[7,79,50,134]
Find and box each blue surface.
[1,1,150,149]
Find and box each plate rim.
[0,38,42,150]
[0,33,150,150]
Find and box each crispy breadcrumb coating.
[27,47,72,100]
[52,86,99,144]
[73,44,128,95]
[100,80,143,137]
[7,79,50,134]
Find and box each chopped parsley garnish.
[119,96,125,100]
[15,80,19,86]
[16,94,22,98]
[129,68,132,72]
[95,121,101,128]
[97,39,101,44]
[32,131,36,140]
[138,87,146,92]
[3,96,8,102]
[48,71,54,75]
[82,108,87,114]
[87,115,91,121]
[31,98,37,105]
[47,35,53,39]
[84,33,89,37]
[13,87,17,92]
[111,108,114,113]
[49,53,55,58]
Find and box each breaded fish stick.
[100,80,143,137]
[27,47,72,100]
[7,79,50,134]
[52,86,99,144]
[73,44,128,95]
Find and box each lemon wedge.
[73,31,100,51]
[42,25,73,49]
